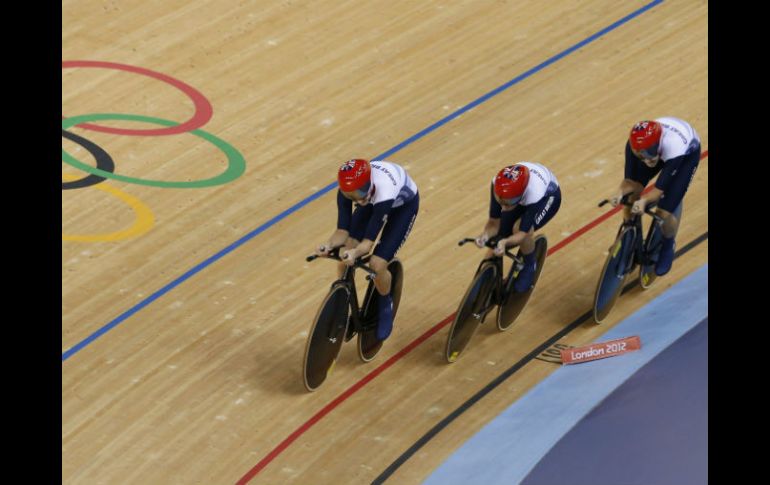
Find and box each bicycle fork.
[325,281,355,342]
[472,262,507,322]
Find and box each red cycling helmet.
[338,159,372,200]
[629,120,662,160]
[494,164,529,206]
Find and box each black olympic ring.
[61,129,115,190]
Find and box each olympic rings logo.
[62,60,246,241]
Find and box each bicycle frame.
[303,247,400,389]
[459,237,521,320]
[307,247,378,340]
[593,195,668,324]
[446,234,547,362]
[601,197,664,278]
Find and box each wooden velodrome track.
[62,0,707,483]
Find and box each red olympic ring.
[62,60,213,136]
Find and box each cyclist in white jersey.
[608,117,701,275]
[475,162,562,292]
[316,159,419,341]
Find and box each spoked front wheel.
[445,262,498,363]
[302,284,350,392]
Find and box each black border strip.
[372,231,708,484]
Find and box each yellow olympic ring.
[62,173,155,242]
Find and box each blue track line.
[63,0,664,361]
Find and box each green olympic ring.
[61,113,246,188]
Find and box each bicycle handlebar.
[458,237,517,259]
[306,246,377,279]
[598,195,664,223]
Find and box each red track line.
[236,150,709,484]
[549,204,624,255]
[235,314,453,485]
[549,150,707,254]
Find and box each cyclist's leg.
[372,194,419,292]
[656,156,696,238]
[370,194,419,339]
[654,148,700,275]
[653,201,683,239]
[514,186,562,291]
